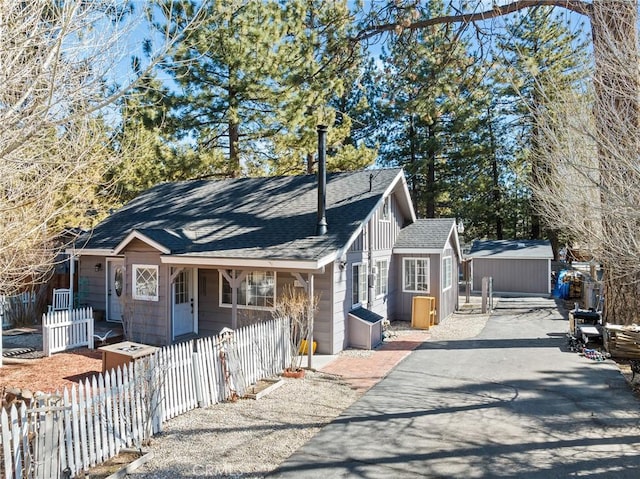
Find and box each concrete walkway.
[270,297,640,478]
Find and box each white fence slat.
[104,372,115,459]
[10,405,22,479]
[115,367,126,453]
[62,389,75,475]
[98,374,108,464]
[19,404,30,479]
[2,408,13,479]
[69,386,81,475]
[77,383,89,470]
[85,379,96,467]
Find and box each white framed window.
[381,197,391,221]
[352,263,368,307]
[403,258,430,293]
[443,256,452,291]
[133,265,159,301]
[375,259,389,297]
[220,271,276,310]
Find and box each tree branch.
[354,0,593,42]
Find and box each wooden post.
[307,273,314,370]
[482,277,488,313]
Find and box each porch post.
[307,273,314,370]
[231,269,238,329]
[69,250,75,310]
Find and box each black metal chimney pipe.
[316,124,328,236]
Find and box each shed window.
[443,256,452,291]
[375,259,388,297]
[133,265,159,301]
[352,263,368,307]
[220,271,276,310]
[403,258,430,293]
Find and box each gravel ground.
[128,305,492,479]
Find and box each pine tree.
[495,6,589,242]
[376,0,488,220]
[153,0,370,177]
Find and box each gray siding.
[123,250,170,346]
[472,258,550,295]
[339,193,405,350]
[348,193,403,254]
[311,268,334,355]
[333,260,348,354]
[393,253,440,323]
[197,268,335,354]
[439,245,459,322]
[78,255,108,310]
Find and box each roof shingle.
[81,168,404,262]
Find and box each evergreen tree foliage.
[494,6,589,241]
[152,0,374,177]
[375,0,488,221]
[105,73,224,206]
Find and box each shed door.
[173,268,194,337]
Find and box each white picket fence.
[42,307,94,357]
[0,317,291,479]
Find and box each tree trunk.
[409,115,419,215]
[591,0,640,325]
[488,105,503,239]
[426,124,436,218]
[306,152,315,174]
[228,120,240,178]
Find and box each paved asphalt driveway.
[270,297,640,478]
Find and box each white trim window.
[352,263,368,307]
[375,259,389,297]
[403,258,430,293]
[443,256,453,291]
[381,197,391,221]
[133,264,159,301]
[220,271,276,310]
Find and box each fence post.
[88,307,94,350]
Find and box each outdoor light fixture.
[95,263,102,272]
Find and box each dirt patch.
[81,449,148,479]
[0,348,102,393]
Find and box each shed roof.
[468,240,553,259]
[78,168,412,267]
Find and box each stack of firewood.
[604,324,640,359]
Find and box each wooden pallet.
[604,324,640,359]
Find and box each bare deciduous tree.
[0,0,205,296]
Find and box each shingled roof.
[468,240,552,259]
[80,168,411,266]
[393,218,459,255]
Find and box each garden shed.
[468,240,553,296]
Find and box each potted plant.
[272,284,318,378]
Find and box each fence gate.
[30,405,67,479]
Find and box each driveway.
[270,297,640,478]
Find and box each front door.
[173,268,194,337]
[107,259,124,322]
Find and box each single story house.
[468,240,553,296]
[71,166,462,354]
